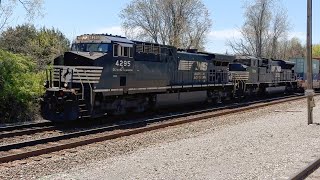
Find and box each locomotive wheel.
[133,103,146,113]
[207,98,213,103]
[147,95,157,110]
[113,105,127,115]
[41,97,79,121]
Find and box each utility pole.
[306,0,314,125]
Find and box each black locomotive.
[41,34,297,121]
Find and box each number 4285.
[115,60,131,67]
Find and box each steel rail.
[289,157,320,180]
[0,95,307,164]
[0,126,57,139]
[0,94,302,152]
[0,121,53,132]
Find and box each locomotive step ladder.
[52,66,104,119]
[75,87,91,118]
[76,84,92,118]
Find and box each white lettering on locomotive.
[113,60,133,72]
[178,60,208,71]
[115,60,131,67]
[112,68,133,72]
[271,66,281,72]
[193,72,207,80]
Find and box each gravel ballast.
[1,97,320,179]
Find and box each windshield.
[71,43,111,53]
[229,63,247,71]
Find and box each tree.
[120,0,212,50]
[313,44,320,58]
[268,7,290,58]
[0,24,37,54]
[0,24,70,70]
[228,0,290,58]
[0,50,43,123]
[0,0,43,31]
[287,37,305,58]
[31,27,71,70]
[275,37,305,59]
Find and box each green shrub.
[0,50,44,123]
[0,24,70,71]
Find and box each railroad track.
[0,94,309,164]
[289,157,320,180]
[0,121,53,132]
[0,121,55,139]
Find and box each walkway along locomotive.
[41,34,297,121]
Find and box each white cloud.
[288,31,306,41]
[208,29,306,42]
[95,26,144,39]
[95,26,125,36]
[206,29,307,53]
[205,29,241,53]
[208,29,242,40]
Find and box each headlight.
[43,81,49,88]
[64,82,68,88]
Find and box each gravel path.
[1,97,320,179]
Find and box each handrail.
[49,69,52,88]
[83,70,94,111]
[58,69,61,88]
[74,71,85,100]
[53,65,103,70]
[49,67,103,106]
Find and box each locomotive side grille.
[178,60,208,71]
[178,60,193,70]
[144,44,152,53]
[153,45,160,54]
[52,66,103,84]
[136,44,143,53]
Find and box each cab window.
[113,44,133,58]
[71,43,111,53]
[113,44,118,57]
[123,47,129,57]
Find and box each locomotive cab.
[228,62,250,82]
[42,34,130,121]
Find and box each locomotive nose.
[55,51,106,66]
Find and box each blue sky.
[10,0,320,53]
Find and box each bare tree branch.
[120,0,212,50]
[228,0,290,59]
[0,0,43,32]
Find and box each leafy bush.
[0,50,44,123]
[0,24,70,71]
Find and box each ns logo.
[178,60,208,71]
